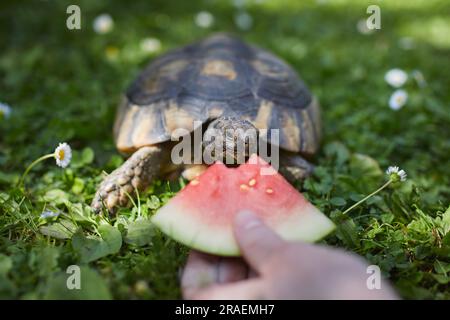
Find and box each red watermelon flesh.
[151,155,335,256]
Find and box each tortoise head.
[202,117,258,166]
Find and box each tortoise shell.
[114,34,321,155]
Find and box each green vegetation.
[0,0,449,299]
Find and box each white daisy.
[140,37,161,53]
[195,11,214,28]
[0,102,12,119]
[385,68,408,88]
[234,11,253,31]
[386,166,407,182]
[40,210,60,219]
[54,142,72,168]
[389,89,408,110]
[93,14,114,34]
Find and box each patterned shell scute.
[115,34,319,155]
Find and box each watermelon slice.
[151,155,335,256]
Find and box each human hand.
[181,211,398,300]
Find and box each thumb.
[233,210,285,273]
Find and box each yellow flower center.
[58,149,65,160]
[389,173,400,183]
[105,46,119,59]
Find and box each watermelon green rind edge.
[151,201,336,257]
[151,202,241,256]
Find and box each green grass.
[1,0,449,299]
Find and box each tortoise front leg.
[91,146,166,214]
[278,152,315,184]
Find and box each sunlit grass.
[399,16,450,49]
[0,0,449,299]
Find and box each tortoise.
[92,34,321,213]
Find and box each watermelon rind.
[152,200,335,256]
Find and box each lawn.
[0,0,449,299]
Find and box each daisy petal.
[0,102,12,119]
[386,165,407,182]
[54,142,72,168]
[385,68,408,88]
[389,89,408,110]
[195,11,214,28]
[93,14,114,34]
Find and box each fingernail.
[235,210,261,230]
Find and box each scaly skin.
[91,146,165,214]
[92,121,314,214]
[203,117,258,165]
[278,152,314,183]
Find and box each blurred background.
[0,0,449,299]
[1,0,449,173]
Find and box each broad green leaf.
[441,206,450,234]
[44,266,111,300]
[147,195,161,210]
[324,141,350,166]
[124,218,154,246]
[350,153,383,178]
[40,219,78,239]
[0,254,12,276]
[442,232,450,246]
[0,172,18,184]
[72,225,122,263]
[335,218,361,248]
[106,154,124,170]
[98,224,122,253]
[31,246,60,277]
[71,177,85,194]
[70,147,95,168]
[432,274,449,285]
[381,213,395,224]
[330,197,347,206]
[42,189,69,205]
[434,260,450,275]
[81,147,94,165]
[67,202,97,225]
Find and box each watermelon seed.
[240,184,249,191]
[248,178,256,186]
[265,188,273,194]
